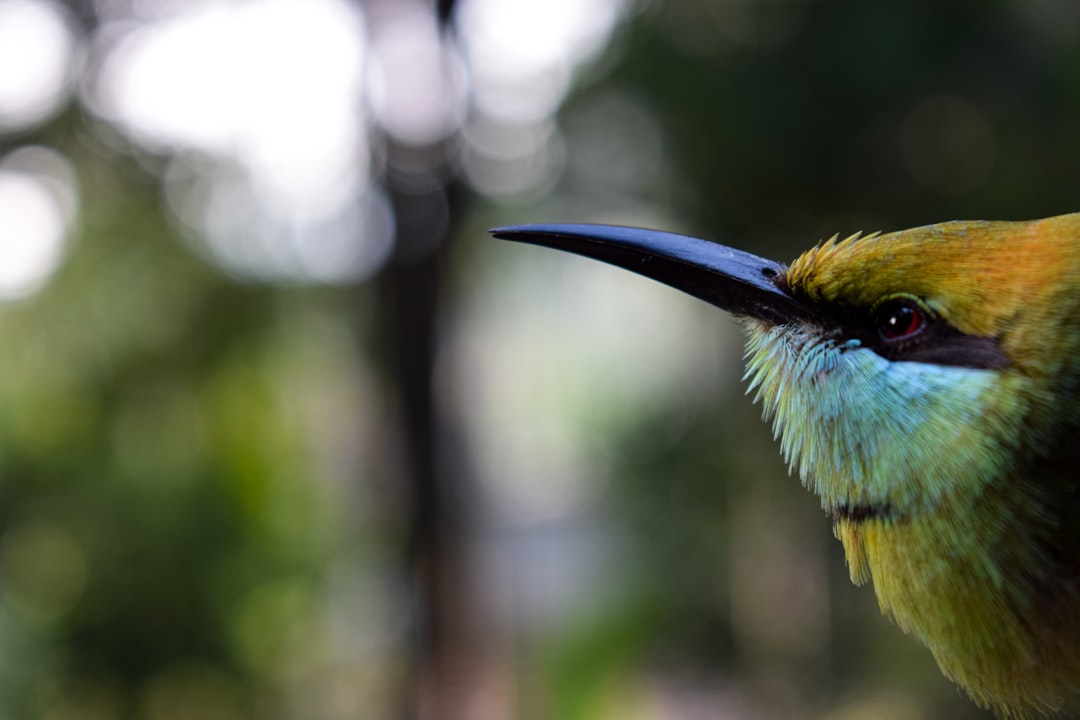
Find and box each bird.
[491,213,1080,719]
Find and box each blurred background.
[0,0,1077,718]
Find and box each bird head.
[491,215,1080,571]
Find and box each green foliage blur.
[3,0,1079,718]
[0,122,394,717]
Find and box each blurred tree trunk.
[361,2,479,718]
[378,181,471,720]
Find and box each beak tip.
[489,226,529,243]
[490,224,565,241]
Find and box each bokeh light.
[0,146,78,300]
[458,0,625,122]
[365,0,467,146]
[87,0,379,282]
[457,0,628,200]
[0,0,77,131]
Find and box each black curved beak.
[489,223,810,326]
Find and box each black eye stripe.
[796,294,1011,370]
[786,283,1011,370]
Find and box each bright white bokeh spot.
[0,0,76,130]
[88,0,379,283]
[91,0,367,213]
[456,0,625,199]
[458,0,625,122]
[365,0,466,145]
[0,147,78,299]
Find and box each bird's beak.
[490,223,812,326]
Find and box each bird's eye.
[876,299,926,341]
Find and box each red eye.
[877,300,925,341]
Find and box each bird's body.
[493,212,1080,717]
[746,214,1080,716]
